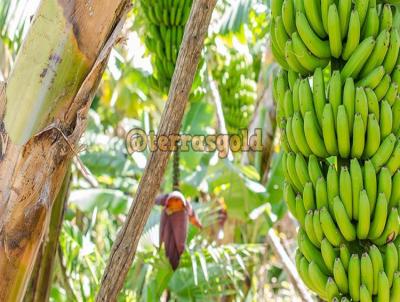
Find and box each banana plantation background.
[1,0,321,301]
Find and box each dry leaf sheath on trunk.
[0,0,130,300]
[96,1,217,301]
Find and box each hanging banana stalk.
[272,0,400,300]
[0,0,130,301]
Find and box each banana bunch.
[284,154,400,301]
[140,0,192,92]
[271,0,400,76]
[283,155,400,244]
[213,53,257,133]
[296,232,400,301]
[271,0,400,300]
[275,69,400,165]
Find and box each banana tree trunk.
[24,168,71,302]
[0,0,129,301]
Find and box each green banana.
[342,10,361,60]
[355,87,369,127]
[304,111,329,157]
[338,0,352,38]
[357,190,371,239]
[287,69,297,90]
[327,164,339,213]
[389,170,400,208]
[341,37,376,80]
[391,97,400,134]
[390,272,400,302]
[296,194,307,227]
[371,133,396,172]
[365,88,380,121]
[299,229,330,274]
[284,182,297,217]
[369,193,389,239]
[308,260,329,294]
[383,29,400,74]
[321,0,334,33]
[285,40,309,74]
[286,152,303,192]
[380,100,393,138]
[377,271,390,302]
[362,7,380,39]
[283,90,294,119]
[299,256,320,294]
[357,66,386,89]
[308,154,323,187]
[337,105,351,158]
[351,113,366,158]
[340,243,350,271]
[313,68,327,127]
[355,0,369,26]
[384,242,398,286]
[282,0,296,35]
[364,160,378,212]
[329,71,342,120]
[360,284,372,302]
[384,82,398,105]
[291,32,330,71]
[292,112,312,156]
[313,210,325,242]
[321,237,337,272]
[295,153,311,187]
[316,176,329,209]
[378,167,392,201]
[369,244,384,295]
[361,253,374,294]
[322,104,339,156]
[326,277,340,301]
[374,74,391,101]
[333,257,349,294]
[348,254,361,302]
[304,0,327,38]
[380,4,394,32]
[364,114,381,158]
[372,207,399,245]
[320,206,344,247]
[351,159,364,220]
[360,30,390,77]
[303,182,316,211]
[286,117,300,153]
[328,4,343,58]
[333,196,356,241]
[272,42,290,70]
[296,11,331,58]
[343,77,355,132]
[305,210,320,247]
[299,79,315,118]
[339,166,352,218]
[388,141,400,176]
[271,0,283,18]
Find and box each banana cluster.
[284,153,400,244]
[140,0,192,92]
[271,0,400,300]
[296,230,400,301]
[275,69,400,167]
[272,0,400,76]
[213,53,257,133]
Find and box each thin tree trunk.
[24,169,72,302]
[96,1,217,301]
[0,1,130,300]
